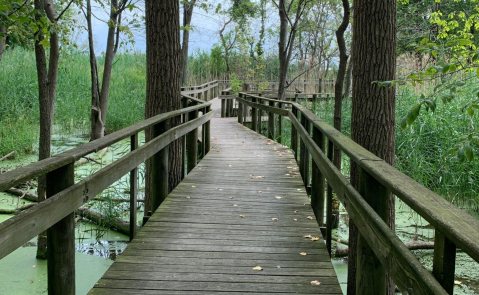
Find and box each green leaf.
[464,145,474,162]
[476,67,479,78]
[426,100,436,112]
[442,64,450,74]
[449,147,458,155]
[467,107,474,117]
[458,147,465,163]
[399,117,408,130]
[449,64,457,72]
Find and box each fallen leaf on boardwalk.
[229,165,232,167]
[294,210,298,213]
[194,173,197,175]
[307,216,313,220]
[454,281,462,285]
[267,139,271,142]
[217,188,223,191]
[253,265,263,271]
[229,197,234,199]
[279,154,283,157]
[240,215,245,218]
[304,235,313,239]
[293,219,298,221]
[186,196,190,199]
[310,280,321,286]
[251,176,254,179]
[272,218,278,221]
[297,189,302,191]
[287,166,293,169]
[215,138,217,140]
[275,196,282,199]
[233,204,238,207]
[285,174,290,176]
[217,149,221,152]
[257,190,262,193]
[192,186,196,188]
[300,252,307,256]
[311,237,320,241]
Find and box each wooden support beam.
[356,167,389,294]
[129,133,138,241]
[251,96,257,132]
[187,107,199,174]
[205,105,211,155]
[301,117,310,188]
[433,230,457,294]
[291,106,298,160]
[268,101,275,140]
[311,126,325,226]
[46,163,75,295]
[326,139,333,255]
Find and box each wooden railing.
[236,92,479,295]
[0,80,225,295]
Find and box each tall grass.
[0,49,146,157]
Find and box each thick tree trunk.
[0,24,6,64]
[34,0,60,260]
[144,0,182,215]
[180,0,196,86]
[333,0,350,171]
[348,0,396,293]
[277,0,289,101]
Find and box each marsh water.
[0,130,478,294]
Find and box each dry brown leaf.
[294,210,298,213]
[229,197,234,199]
[285,173,290,176]
[310,280,321,286]
[186,196,190,199]
[240,215,245,218]
[192,186,196,188]
[217,149,221,152]
[275,196,282,199]
[279,154,283,157]
[307,216,313,220]
[300,252,307,256]
[217,188,223,191]
[257,190,262,193]
[272,218,278,221]
[293,218,298,221]
[311,237,320,241]
[250,176,254,179]
[287,166,293,168]
[297,189,302,191]
[253,265,263,271]
[233,204,238,207]
[214,138,217,140]
[454,280,462,285]
[304,235,313,239]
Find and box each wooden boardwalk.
[88,98,341,294]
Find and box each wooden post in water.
[433,230,457,294]
[268,101,275,140]
[46,163,75,295]
[291,106,298,160]
[129,133,138,241]
[151,119,169,212]
[221,98,226,118]
[356,167,389,294]
[187,106,198,173]
[205,105,211,155]
[311,126,325,226]
[326,140,333,255]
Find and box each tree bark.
[144,0,182,215]
[333,0,350,171]
[180,0,196,86]
[343,58,353,98]
[34,0,60,260]
[348,0,396,293]
[89,0,122,140]
[0,24,6,64]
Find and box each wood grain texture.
[89,98,340,294]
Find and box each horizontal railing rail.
[236,91,479,295]
[0,80,224,295]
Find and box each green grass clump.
[0,49,146,156]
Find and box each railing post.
[230,97,234,116]
[151,119,169,212]
[251,96,257,132]
[221,98,226,118]
[299,113,306,180]
[129,133,138,241]
[326,139,333,255]
[311,126,325,226]
[187,105,198,173]
[181,97,188,179]
[300,116,310,188]
[243,97,247,126]
[433,230,457,294]
[292,106,298,160]
[46,162,75,295]
[205,105,211,155]
[238,94,243,124]
[356,167,389,294]
[198,91,202,101]
[204,89,208,101]
[268,100,275,140]
[277,102,282,144]
[257,96,262,133]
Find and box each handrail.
[0,80,222,294]
[235,92,479,294]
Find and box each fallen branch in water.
[0,203,36,214]
[0,151,15,162]
[334,239,434,257]
[76,207,140,236]
[5,188,144,203]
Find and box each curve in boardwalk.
[89,98,341,294]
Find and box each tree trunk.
[343,58,353,98]
[277,0,289,101]
[34,0,60,260]
[180,0,196,86]
[90,0,120,140]
[333,0,350,171]
[144,0,182,215]
[0,24,6,64]
[348,0,396,293]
